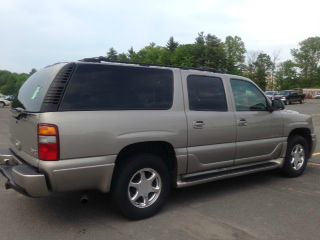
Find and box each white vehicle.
[0,97,11,108]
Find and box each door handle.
[193,120,205,129]
[237,118,247,126]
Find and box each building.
[302,88,320,98]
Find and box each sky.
[1,0,320,73]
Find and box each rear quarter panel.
[39,69,187,160]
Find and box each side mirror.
[271,99,285,110]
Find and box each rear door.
[9,63,68,167]
[229,78,284,165]
[182,70,237,173]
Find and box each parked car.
[265,91,278,100]
[0,59,317,219]
[315,93,320,99]
[4,95,15,101]
[0,96,11,108]
[275,90,305,105]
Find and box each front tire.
[112,154,170,220]
[281,135,308,177]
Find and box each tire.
[281,135,308,177]
[299,99,303,104]
[0,102,4,108]
[112,153,170,220]
[284,100,288,105]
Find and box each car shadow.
[27,169,284,223]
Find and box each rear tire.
[281,135,308,177]
[112,154,170,220]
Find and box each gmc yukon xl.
[0,58,317,219]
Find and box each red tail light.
[38,124,60,161]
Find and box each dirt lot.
[0,101,319,240]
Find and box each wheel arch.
[112,141,178,187]
[288,128,312,158]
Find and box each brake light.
[38,124,59,161]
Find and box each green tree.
[133,43,170,65]
[166,36,179,52]
[253,53,273,90]
[29,68,37,76]
[291,37,320,87]
[192,33,226,71]
[171,44,195,67]
[224,36,246,74]
[0,70,28,95]
[117,53,129,62]
[276,60,299,89]
[244,52,273,90]
[106,47,118,61]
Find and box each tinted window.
[60,64,173,111]
[230,79,268,111]
[187,75,228,111]
[14,63,66,112]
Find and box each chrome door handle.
[238,118,247,126]
[193,121,205,129]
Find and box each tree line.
[1,33,319,96]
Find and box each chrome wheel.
[290,144,305,170]
[128,168,162,208]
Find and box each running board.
[177,161,281,188]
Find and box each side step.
[177,161,281,188]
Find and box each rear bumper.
[0,149,49,197]
[0,148,116,197]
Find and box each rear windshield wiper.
[11,108,37,120]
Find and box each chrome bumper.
[0,149,49,197]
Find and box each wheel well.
[288,128,312,158]
[113,141,177,186]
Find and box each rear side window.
[187,75,228,111]
[60,64,174,111]
[14,63,66,112]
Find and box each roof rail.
[78,56,226,74]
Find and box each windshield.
[278,91,289,96]
[12,63,66,112]
[265,91,274,95]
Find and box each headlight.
[281,97,286,100]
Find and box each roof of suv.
[77,56,226,74]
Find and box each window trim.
[187,74,228,112]
[230,78,271,112]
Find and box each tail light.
[38,124,59,161]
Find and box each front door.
[230,78,284,165]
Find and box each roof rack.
[78,56,226,74]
